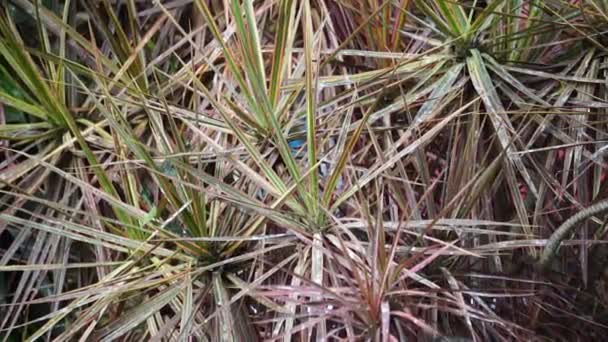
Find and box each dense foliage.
[1,0,608,340]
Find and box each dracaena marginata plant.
[1,0,608,340]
